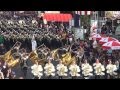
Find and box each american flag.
[75,11,92,15]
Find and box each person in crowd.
[20,53,29,79]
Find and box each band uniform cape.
[106,64,117,76]
[81,63,93,77]
[44,63,55,76]
[93,63,105,76]
[69,64,80,77]
[31,64,43,78]
[56,63,68,76]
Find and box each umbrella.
[92,34,102,40]
[99,37,118,44]
[102,41,120,50]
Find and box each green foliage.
[80,15,90,26]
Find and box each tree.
[80,15,91,28]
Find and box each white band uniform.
[31,64,43,79]
[44,63,55,76]
[81,63,93,77]
[93,63,105,76]
[56,64,68,76]
[69,64,80,77]
[106,64,117,76]
[30,62,119,78]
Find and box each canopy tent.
[102,41,120,50]
[99,37,118,44]
[42,13,72,22]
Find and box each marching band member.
[44,60,55,79]
[56,60,68,79]
[69,60,80,79]
[0,70,4,79]
[20,53,29,79]
[93,59,105,79]
[31,60,43,79]
[81,60,93,79]
[106,60,117,79]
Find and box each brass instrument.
[29,44,48,65]
[7,58,19,68]
[2,41,21,67]
[62,52,74,66]
[29,51,39,64]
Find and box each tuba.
[29,51,39,64]
[3,41,21,67]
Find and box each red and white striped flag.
[75,11,92,15]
